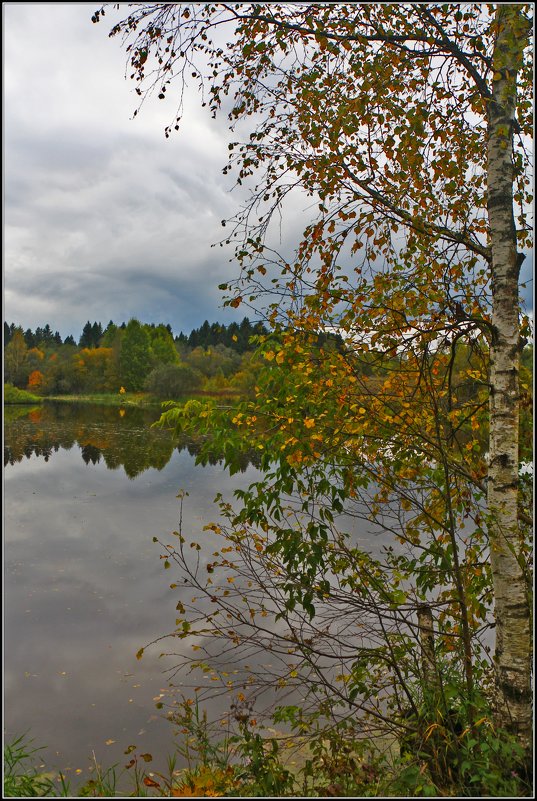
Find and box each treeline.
[4,317,265,353]
[176,318,267,353]
[4,317,267,398]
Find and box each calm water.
[3,402,259,787]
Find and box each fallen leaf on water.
[105,739,116,746]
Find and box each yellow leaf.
[304,418,315,428]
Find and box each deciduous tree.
[4,327,29,387]
[96,1,533,769]
[120,318,153,391]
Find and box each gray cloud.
[6,4,531,342]
[4,2,248,339]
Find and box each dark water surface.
[4,402,259,786]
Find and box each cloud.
[5,4,531,342]
[4,3,246,339]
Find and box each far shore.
[4,387,242,408]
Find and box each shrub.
[145,363,202,398]
[4,383,42,404]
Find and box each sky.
[4,2,272,341]
[4,4,533,343]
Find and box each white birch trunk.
[486,4,532,748]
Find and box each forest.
[3,317,267,398]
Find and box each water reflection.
[4,401,260,787]
[4,402,257,478]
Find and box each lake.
[4,402,260,789]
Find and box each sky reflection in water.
[4,403,258,786]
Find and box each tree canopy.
[96,3,533,792]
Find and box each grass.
[4,384,43,404]
[42,392,160,407]
[3,734,146,798]
[4,383,244,410]
[3,733,56,797]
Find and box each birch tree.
[95,1,533,761]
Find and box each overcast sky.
[4,2,266,341]
[4,4,532,343]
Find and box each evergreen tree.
[238,317,253,352]
[101,321,118,347]
[78,321,102,348]
[4,321,15,346]
[91,321,103,346]
[23,329,36,348]
[79,321,94,348]
[41,324,54,345]
[227,321,240,349]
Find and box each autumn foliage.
[92,3,533,794]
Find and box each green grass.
[3,734,141,797]
[38,390,241,408]
[3,733,56,797]
[42,392,160,408]
[4,384,243,410]
[4,384,43,404]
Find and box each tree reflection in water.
[4,402,258,477]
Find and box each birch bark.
[486,3,532,747]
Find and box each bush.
[145,363,202,398]
[4,383,43,404]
